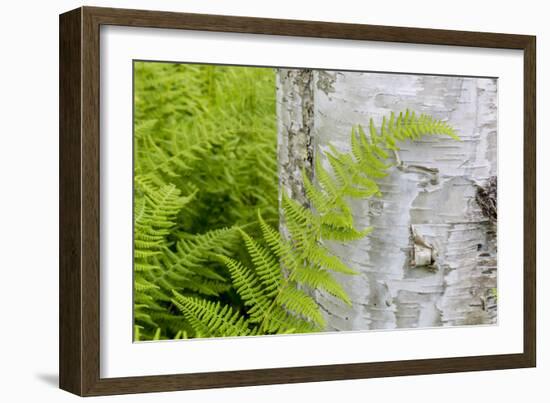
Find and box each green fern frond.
[282,193,316,228]
[321,224,373,242]
[219,255,272,324]
[134,181,197,332]
[134,278,160,292]
[303,174,331,214]
[172,292,254,337]
[302,243,357,275]
[278,287,325,327]
[257,212,301,273]
[160,227,240,281]
[293,265,351,305]
[238,229,282,296]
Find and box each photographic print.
[133,61,498,341]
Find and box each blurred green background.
[133,62,279,340]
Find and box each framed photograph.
[59,6,536,396]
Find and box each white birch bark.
[277,69,498,331]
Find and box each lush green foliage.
[133,62,280,339]
[133,62,458,340]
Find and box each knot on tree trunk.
[476,176,497,223]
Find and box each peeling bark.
[277,70,498,331]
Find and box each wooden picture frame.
[59,6,536,396]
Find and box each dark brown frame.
[59,6,536,396]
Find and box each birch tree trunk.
[277,69,498,331]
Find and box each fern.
[133,63,280,340]
[172,212,354,336]
[134,62,278,231]
[133,178,196,330]
[302,109,458,244]
[172,292,254,337]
